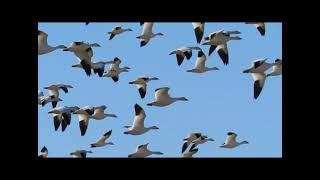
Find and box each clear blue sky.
[38,22,282,157]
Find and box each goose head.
[240,141,249,145]
[148,126,159,130]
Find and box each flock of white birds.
[38,22,282,158]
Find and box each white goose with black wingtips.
[124,104,159,135]
[90,130,114,148]
[48,106,80,132]
[38,30,66,55]
[190,135,214,151]
[129,76,159,99]
[243,59,271,99]
[72,106,95,136]
[147,87,188,107]
[63,41,101,76]
[128,143,163,158]
[102,57,130,82]
[202,30,241,65]
[137,22,163,47]
[108,26,133,40]
[187,50,219,73]
[181,132,202,153]
[44,84,73,98]
[220,132,249,149]
[169,46,201,66]
[90,105,117,120]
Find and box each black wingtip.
[140,41,147,47]
[91,144,96,148]
[104,130,112,136]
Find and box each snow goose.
[129,76,159,98]
[48,106,80,131]
[70,150,93,158]
[102,57,130,82]
[38,30,66,55]
[192,22,205,43]
[243,58,274,73]
[90,130,114,148]
[72,60,114,77]
[190,135,214,151]
[181,132,202,153]
[202,30,241,65]
[186,50,219,73]
[220,132,248,149]
[64,41,101,76]
[44,84,73,98]
[39,95,63,108]
[137,22,163,47]
[169,46,201,66]
[124,104,159,135]
[147,87,188,107]
[128,143,163,158]
[245,22,265,36]
[183,148,198,158]
[90,105,117,120]
[72,106,95,136]
[38,146,48,158]
[108,26,133,40]
[267,59,282,77]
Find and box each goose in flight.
[169,46,201,66]
[187,50,219,73]
[243,59,271,99]
[39,95,63,108]
[129,76,159,98]
[124,104,159,135]
[102,57,130,82]
[44,84,73,98]
[183,148,198,158]
[128,143,163,158]
[190,135,214,151]
[72,60,114,77]
[220,132,248,149]
[72,106,95,136]
[38,146,48,158]
[91,130,114,148]
[64,41,101,76]
[267,59,282,77]
[48,106,80,131]
[192,22,205,43]
[147,87,188,107]
[137,22,163,47]
[90,105,117,120]
[245,22,265,36]
[38,30,66,55]
[108,26,133,40]
[202,30,241,65]
[181,132,202,153]
[243,58,275,73]
[70,150,93,158]
[73,106,115,136]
